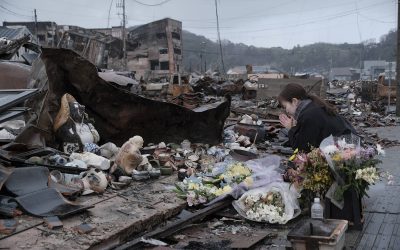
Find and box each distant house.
[362,60,396,80]
[329,67,352,81]
[227,65,285,80]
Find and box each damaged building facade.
[3,21,58,47]
[57,26,123,69]
[125,18,182,79]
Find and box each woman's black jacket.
[288,101,356,152]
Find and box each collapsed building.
[125,18,182,79]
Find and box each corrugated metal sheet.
[0,27,29,40]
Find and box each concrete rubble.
[0,32,399,250]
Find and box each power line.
[358,13,396,23]
[1,0,31,13]
[214,0,226,75]
[0,4,32,18]
[213,0,392,35]
[133,0,172,7]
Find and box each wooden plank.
[115,199,232,250]
[374,234,391,249]
[379,223,396,236]
[358,233,377,248]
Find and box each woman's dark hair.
[278,83,337,115]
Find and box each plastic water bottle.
[311,198,324,219]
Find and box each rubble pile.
[191,76,244,96]
[326,80,400,146]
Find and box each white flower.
[355,167,380,185]
[376,144,385,156]
[243,192,288,224]
[322,145,339,155]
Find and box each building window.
[156,32,166,39]
[173,48,181,55]
[160,61,169,70]
[38,34,46,41]
[171,32,180,40]
[159,48,168,54]
[150,60,159,70]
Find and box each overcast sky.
[0,0,397,48]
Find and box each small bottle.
[311,198,324,219]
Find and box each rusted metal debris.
[3,167,92,218]
[27,48,231,146]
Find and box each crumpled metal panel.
[4,166,49,196]
[36,48,230,146]
[15,188,91,217]
[3,166,90,217]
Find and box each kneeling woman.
[278,83,356,152]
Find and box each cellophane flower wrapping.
[232,182,300,224]
[174,155,282,206]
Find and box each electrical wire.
[358,13,396,23]
[211,0,392,35]
[107,0,114,28]
[133,0,172,7]
[0,4,32,18]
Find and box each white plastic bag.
[206,155,282,205]
[232,182,300,224]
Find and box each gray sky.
[0,0,397,48]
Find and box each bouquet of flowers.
[287,148,334,197]
[320,135,386,206]
[174,162,253,206]
[232,182,300,224]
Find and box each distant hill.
[182,29,396,75]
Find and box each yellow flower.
[188,182,199,190]
[222,185,232,193]
[332,153,342,162]
[314,174,322,181]
[289,148,299,161]
[219,174,225,180]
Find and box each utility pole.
[117,0,127,70]
[396,0,400,116]
[359,46,362,80]
[200,41,206,73]
[34,9,38,43]
[122,0,127,71]
[388,62,392,114]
